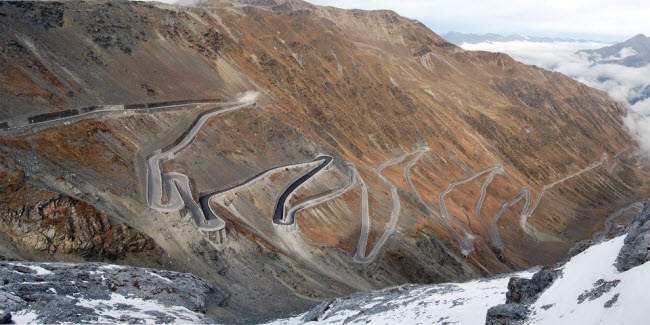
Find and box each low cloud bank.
[462,40,650,156]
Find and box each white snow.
[267,235,648,325]
[72,292,205,324]
[528,236,648,325]
[146,270,173,282]
[100,264,124,270]
[10,310,40,324]
[266,270,536,325]
[12,263,54,276]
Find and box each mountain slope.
[266,211,650,325]
[0,0,648,321]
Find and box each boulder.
[506,267,559,304]
[0,309,11,324]
[485,303,528,325]
[615,204,650,272]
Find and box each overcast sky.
[305,0,650,42]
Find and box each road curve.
[405,147,631,252]
[147,92,259,232]
[404,148,475,255]
[273,156,333,225]
[405,148,499,255]
[353,150,422,263]
[198,159,323,228]
[518,148,630,238]
[283,162,358,225]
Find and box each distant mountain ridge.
[578,34,650,106]
[578,34,650,68]
[442,31,597,45]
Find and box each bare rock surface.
[615,204,650,271]
[0,261,219,324]
[0,177,160,264]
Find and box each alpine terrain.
[0,0,648,323]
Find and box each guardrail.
[0,99,224,131]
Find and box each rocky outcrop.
[0,182,159,262]
[485,303,528,325]
[485,266,559,324]
[0,309,10,324]
[615,204,650,271]
[487,204,650,324]
[504,267,560,304]
[0,261,220,323]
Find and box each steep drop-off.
[0,0,649,321]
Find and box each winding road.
[283,162,358,226]
[517,148,631,239]
[405,148,472,255]
[353,150,424,263]
[146,91,259,232]
[403,146,632,253]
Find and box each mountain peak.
[631,33,647,40]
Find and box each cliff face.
[0,0,648,321]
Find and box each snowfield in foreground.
[268,235,647,325]
[527,236,645,324]
[266,270,537,325]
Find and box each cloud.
[462,40,650,157]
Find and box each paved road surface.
[147,92,259,231]
[284,162,358,226]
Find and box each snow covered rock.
[0,261,221,324]
[0,309,11,324]
[505,267,559,304]
[615,204,650,271]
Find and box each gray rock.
[485,303,528,325]
[0,261,222,323]
[506,267,560,304]
[567,239,593,258]
[604,294,619,308]
[577,279,620,304]
[0,309,11,324]
[615,204,650,271]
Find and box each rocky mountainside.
[0,261,218,323]
[268,204,650,324]
[0,0,649,322]
[577,34,650,107]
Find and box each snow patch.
[527,236,648,324]
[72,292,204,324]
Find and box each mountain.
[442,31,594,45]
[266,204,650,324]
[0,0,648,322]
[577,34,650,106]
[578,34,650,68]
